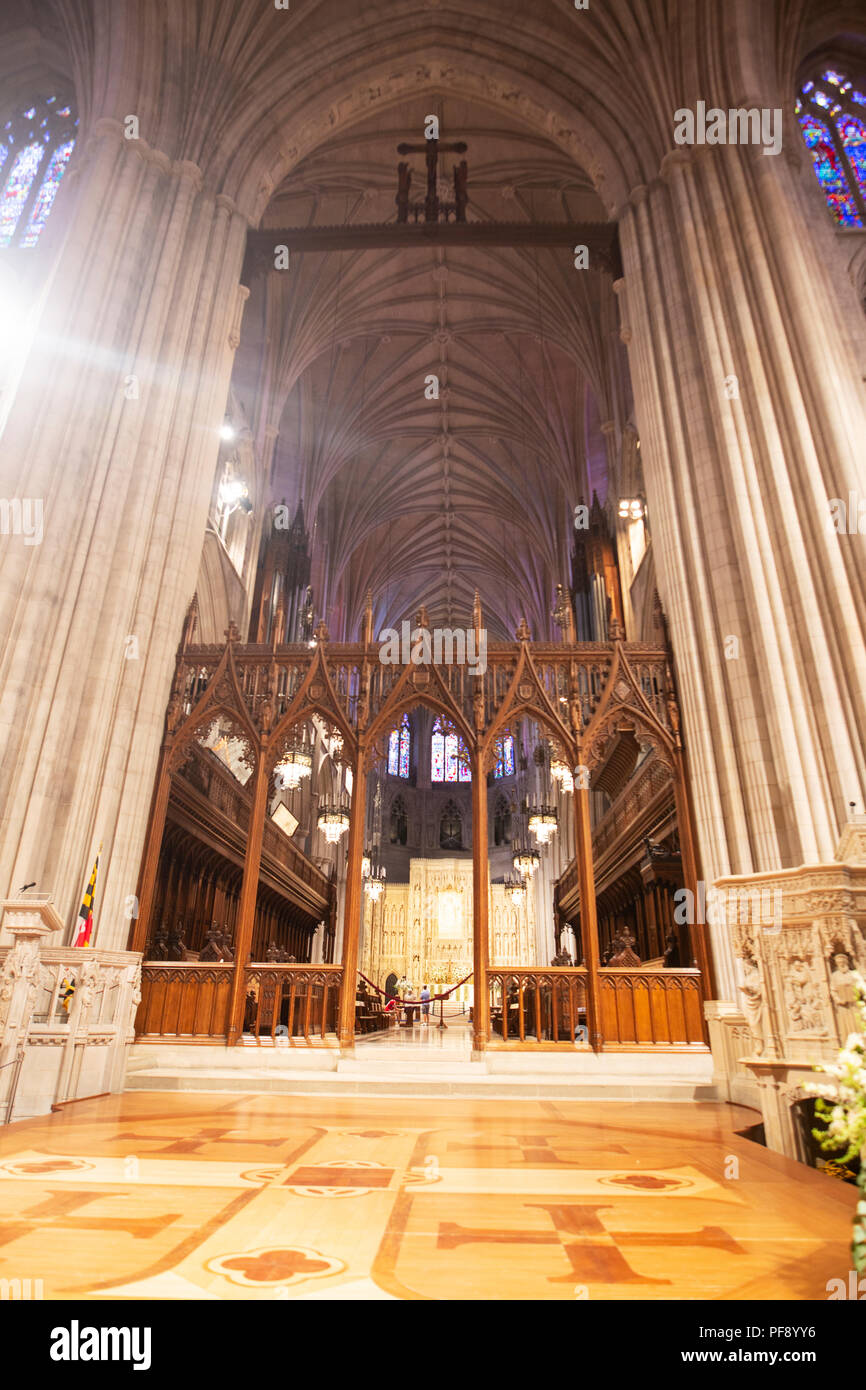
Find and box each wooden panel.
[665,978,687,1043]
[137,965,233,1040]
[616,979,637,1043]
[682,978,705,1044]
[649,976,671,1042]
[244,965,343,1046]
[599,969,706,1048]
[632,976,653,1043]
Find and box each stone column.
[0,120,250,951]
[616,139,866,999]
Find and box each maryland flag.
[60,978,76,1012]
[72,845,101,947]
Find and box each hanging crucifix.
[396,135,468,223]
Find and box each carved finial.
[181,594,199,650]
[314,619,329,644]
[415,605,430,630]
[551,583,576,644]
[273,591,286,648]
[224,621,240,644]
[515,617,531,642]
[473,590,482,638]
[607,616,624,642]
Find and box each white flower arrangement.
[808,970,866,1273]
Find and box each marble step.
[337,1055,479,1075]
[124,1066,718,1101]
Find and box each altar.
[360,857,533,996]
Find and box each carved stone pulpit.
[0,896,64,1121]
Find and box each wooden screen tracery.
[132,602,710,1050]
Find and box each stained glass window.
[796,70,866,228]
[0,95,77,249]
[0,144,45,246]
[20,140,75,248]
[387,713,410,778]
[837,115,866,201]
[431,715,471,783]
[493,734,515,779]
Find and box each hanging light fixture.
[550,756,570,785]
[317,794,351,844]
[504,874,526,904]
[361,849,372,880]
[274,731,313,791]
[364,864,386,902]
[513,844,540,879]
[528,804,558,845]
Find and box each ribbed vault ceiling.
[234,96,627,639]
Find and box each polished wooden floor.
[0,1091,854,1300]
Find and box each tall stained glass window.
[0,95,77,249]
[431,715,471,783]
[388,713,410,778]
[493,734,515,779]
[796,69,866,227]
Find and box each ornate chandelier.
[513,845,539,879]
[504,874,526,903]
[317,797,351,843]
[364,864,386,902]
[528,804,558,845]
[275,733,313,791]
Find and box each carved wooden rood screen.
[130,602,713,1053]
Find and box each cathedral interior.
[0,0,865,1320]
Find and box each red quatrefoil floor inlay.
[207,1245,345,1288]
[599,1172,692,1192]
[2,1158,95,1176]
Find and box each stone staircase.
[124,1038,716,1101]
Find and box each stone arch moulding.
[231,48,620,225]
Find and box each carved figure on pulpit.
[785,956,822,1033]
[739,947,767,1055]
[829,953,862,1039]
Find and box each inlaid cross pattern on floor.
[0,1094,854,1300]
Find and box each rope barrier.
[355,970,475,1032]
